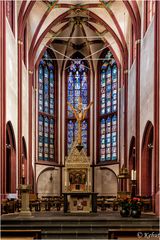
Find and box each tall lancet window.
[38,51,57,162]
[66,57,90,155]
[98,50,118,162]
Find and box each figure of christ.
[67,97,93,146]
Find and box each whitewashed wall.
[6,19,18,187]
[94,166,118,196]
[139,18,155,193]
[119,87,124,166]
[127,61,136,156]
[22,64,28,143]
[36,167,60,197]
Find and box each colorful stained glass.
[100,51,118,161]
[106,66,112,114]
[38,115,43,160]
[100,119,106,161]
[44,66,49,113]
[38,51,56,161]
[100,69,106,115]
[112,115,117,160]
[68,120,74,153]
[50,67,54,114]
[38,64,43,112]
[112,64,117,112]
[106,117,111,160]
[74,121,78,139]
[44,117,49,160]
[82,120,87,152]
[50,118,54,160]
[67,59,89,154]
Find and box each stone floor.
[1,210,159,240]
[1,209,158,219]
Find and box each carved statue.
[67,97,93,145]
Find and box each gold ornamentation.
[67,97,93,146]
[65,140,91,192]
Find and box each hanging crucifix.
[67,97,93,151]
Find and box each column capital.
[28,70,33,75]
[136,39,141,45]
[124,69,128,74]
[18,40,23,45]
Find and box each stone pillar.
[19,184,31,216]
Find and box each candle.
[131,170,136,180]
[22,163,25,177]
[131,169,134,180]
[64,169,67,186]
[133,170,136,181]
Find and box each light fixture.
[118,165,130,179]
[6,144,11,149]
[49,173,53,182]
[148,143,153,149]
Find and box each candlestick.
[133,170,136,181]
[64,169,67,187]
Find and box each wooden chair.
[141,196,152,211]
[1,199,9,214]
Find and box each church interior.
[0,0,160,239]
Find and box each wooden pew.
[1,199,9,214]
[97,195,117,211]
[29,194,41,211]
[0,229,41,239]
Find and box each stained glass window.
[38,51,56,161]
[44,117,49,160]
[99,50,118,161]
[38,64,43,112]
[66,58,89,154]
[38,115,43,160]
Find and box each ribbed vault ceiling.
[21,0,141,69]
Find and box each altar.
[64,140,93,213]
[64,97,94,213]
[63,192,98,213]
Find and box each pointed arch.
[6,121,16,193]
[65,52,90,156]
[37,49,58,163]
[141,121,154,198]
[96,167,118,196]
[97,49,118,163]
[6,121,16,150]
[129,136,136,171]
[129,136,136,194]
[36,167,60,197]
[22,136,27,184]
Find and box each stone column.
[19,184,31,216]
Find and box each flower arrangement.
[119,197,143,217]
[130,197,143,210]
[119,197,130,217]
[119,197,130,210]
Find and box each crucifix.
[67,97,93,150]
